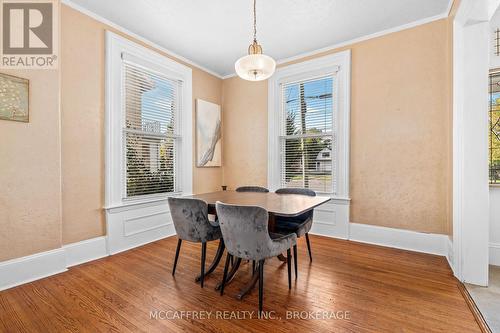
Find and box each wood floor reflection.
[0,235,481,332]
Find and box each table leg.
[195,239,225,282]
[215,257,241,291]
[277,254,287,262]
[268,212,276,232]
[236,269,260,300]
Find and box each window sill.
[316,194,351,205]
[104,192,189,213]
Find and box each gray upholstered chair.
[167,197,223,288]
[215,202,296,314]
[235,185,270,271]
[274,188,316,277]
[235,186,269,193]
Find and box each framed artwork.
[0,73,29,122]
[196,99,222,167]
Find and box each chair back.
[167,197,221,243]
[275,188,316,197]
[235,186,269,193]
[215,202,273,260]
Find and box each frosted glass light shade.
[235,54,276,81]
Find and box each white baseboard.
[491,243,500,266]
[0,230,176,291]
[0,248,67,291]
[63,236,108,267]
[348,223,448,256]
[446,236,457,275]
[0,236,110,291]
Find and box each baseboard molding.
[446,236,457,275]
[63,236,108,267]
[0,227,176,291]
[310,223,349,240]
[0,236,109,291]
[490,243,500,266]
[0,248,67,291]
[0,223,454,292]
[348,223,448,256]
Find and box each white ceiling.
[67,0,452,77]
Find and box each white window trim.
[105,31,193,209]
[267,50,351,200]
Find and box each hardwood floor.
[0,235,480,332]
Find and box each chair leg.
[293,244,298,279]
[305,233,312,262]
[252,260,255,276]
[172,239,182,276]
[258,259,265,315]
[200,242,207,288]
[287,249,291,290]
[220,253,232,296]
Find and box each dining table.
[185,190,330,299]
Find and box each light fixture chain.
[253,0,257,42]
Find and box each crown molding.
[62,0,453,80]
[446,0,455,16]
[222,0,454,78]
[61,0,224,79]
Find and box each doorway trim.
[452,0,497,286]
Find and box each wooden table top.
[186,190,330,217]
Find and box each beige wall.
[1,5,457,262]
[61,7,105,244]
[222,19,453,235]
[0,70,61,261]
[61,5,223,244]
[192,68,223,194]
[222,78,268,189]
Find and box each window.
[123,61,181,197]
[280,76,335,193]
[105,32,192,208]
[268,51,351,198]
[490,72,500,184]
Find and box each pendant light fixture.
[235,0,276,81]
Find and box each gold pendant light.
[235,0,276,81]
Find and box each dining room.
[0,0,498,332]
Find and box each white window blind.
[280,75,335,194]
[123,59,182,198]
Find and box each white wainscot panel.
[106,200,175,254]
[310,199,349,239]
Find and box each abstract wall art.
[196,99,222,167]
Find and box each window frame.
[279,75,337,194]
[105,32,193,208]
[489,71,500,186]
[121,59,182,200]
[268,50,351,199]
